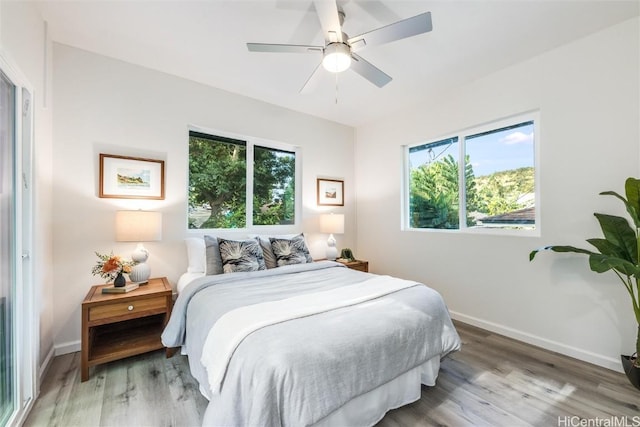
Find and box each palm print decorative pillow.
[217,238,267,273]
[269,234,313,267]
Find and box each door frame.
[0,50,37,427]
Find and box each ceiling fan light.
[322,43,351,73]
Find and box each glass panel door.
[0,70,16,426]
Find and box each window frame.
[403,111,541,236]
[188,126,302,232]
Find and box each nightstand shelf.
[81,277,172,382]
[89,314,165,363]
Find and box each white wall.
[355,17,640,371]
[51,44,355,351]
[1,2,55,372]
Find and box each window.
[253,146,296,226]
[188,130,298,229]
[406,113,538,232]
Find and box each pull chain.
[335,72,339,104]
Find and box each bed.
[162,237,460,427]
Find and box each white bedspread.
[202,274,420,395]
[162,262,461,427]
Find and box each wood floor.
[24,321,639,427]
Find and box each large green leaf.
[600,190,640,229]
[588,253,640,276]
[625,177,640,218]
[587,238,630,261]
[593,213,637,263]
[529,245,594,261]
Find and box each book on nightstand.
[101,283,139,294]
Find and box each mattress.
[177,271,205,294]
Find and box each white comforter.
[162,261,460,427]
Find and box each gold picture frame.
[317,178,344,206]
[99,154,165,200]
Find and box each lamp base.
[326,234,338,261]
[129,262,150,284]
[130,243,151,284]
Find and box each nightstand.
[81,277,173,382]
[336,259,369,272]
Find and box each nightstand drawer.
[336,259,369,272]
[348,263,368,272]
[89,296,166,322]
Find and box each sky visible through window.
[466,122,534,177]
[409,121,534,178]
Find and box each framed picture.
[99,154,165,200]
[317,178,344,206]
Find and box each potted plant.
[530,177,640,390]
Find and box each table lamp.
[319,213,344,261]
[115,210,162,284]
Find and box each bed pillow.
[204,235,224,275]
[250,234,298,269]
[217,237,267,274]
[185,237,206,273]
[269,234,313,267]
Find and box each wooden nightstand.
[81,277,173,382]
[336,259,369,272]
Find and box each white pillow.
[184,237,206,273]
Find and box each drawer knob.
[128,305,134,311]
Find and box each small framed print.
[317,178,344,206]
[99,154,165,200]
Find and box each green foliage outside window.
[189,135,247,229]
[188,132,296,229]
[474,167,534,216]
[409,156,534,229]
[253,146,295,226]
[409,154,478,229]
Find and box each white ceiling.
[36,0,639,127]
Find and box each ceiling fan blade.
[300,62,324,94]
[247,43,324,54]
[348,12,432,52]
[313,0,344,43]
[350,53,392,88]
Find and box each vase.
[113,272,126,287]
[621,355,640,391]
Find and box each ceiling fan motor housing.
[323,42,351,72]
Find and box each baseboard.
[39,345,55,385]
[8,398,34,427]
[449,311,624,373]
[54,340,80,356]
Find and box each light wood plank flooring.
[24,322,639,426]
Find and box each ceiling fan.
[247,0,432,92]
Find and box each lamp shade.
[319,214,344,235]
[115,211,162,242]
